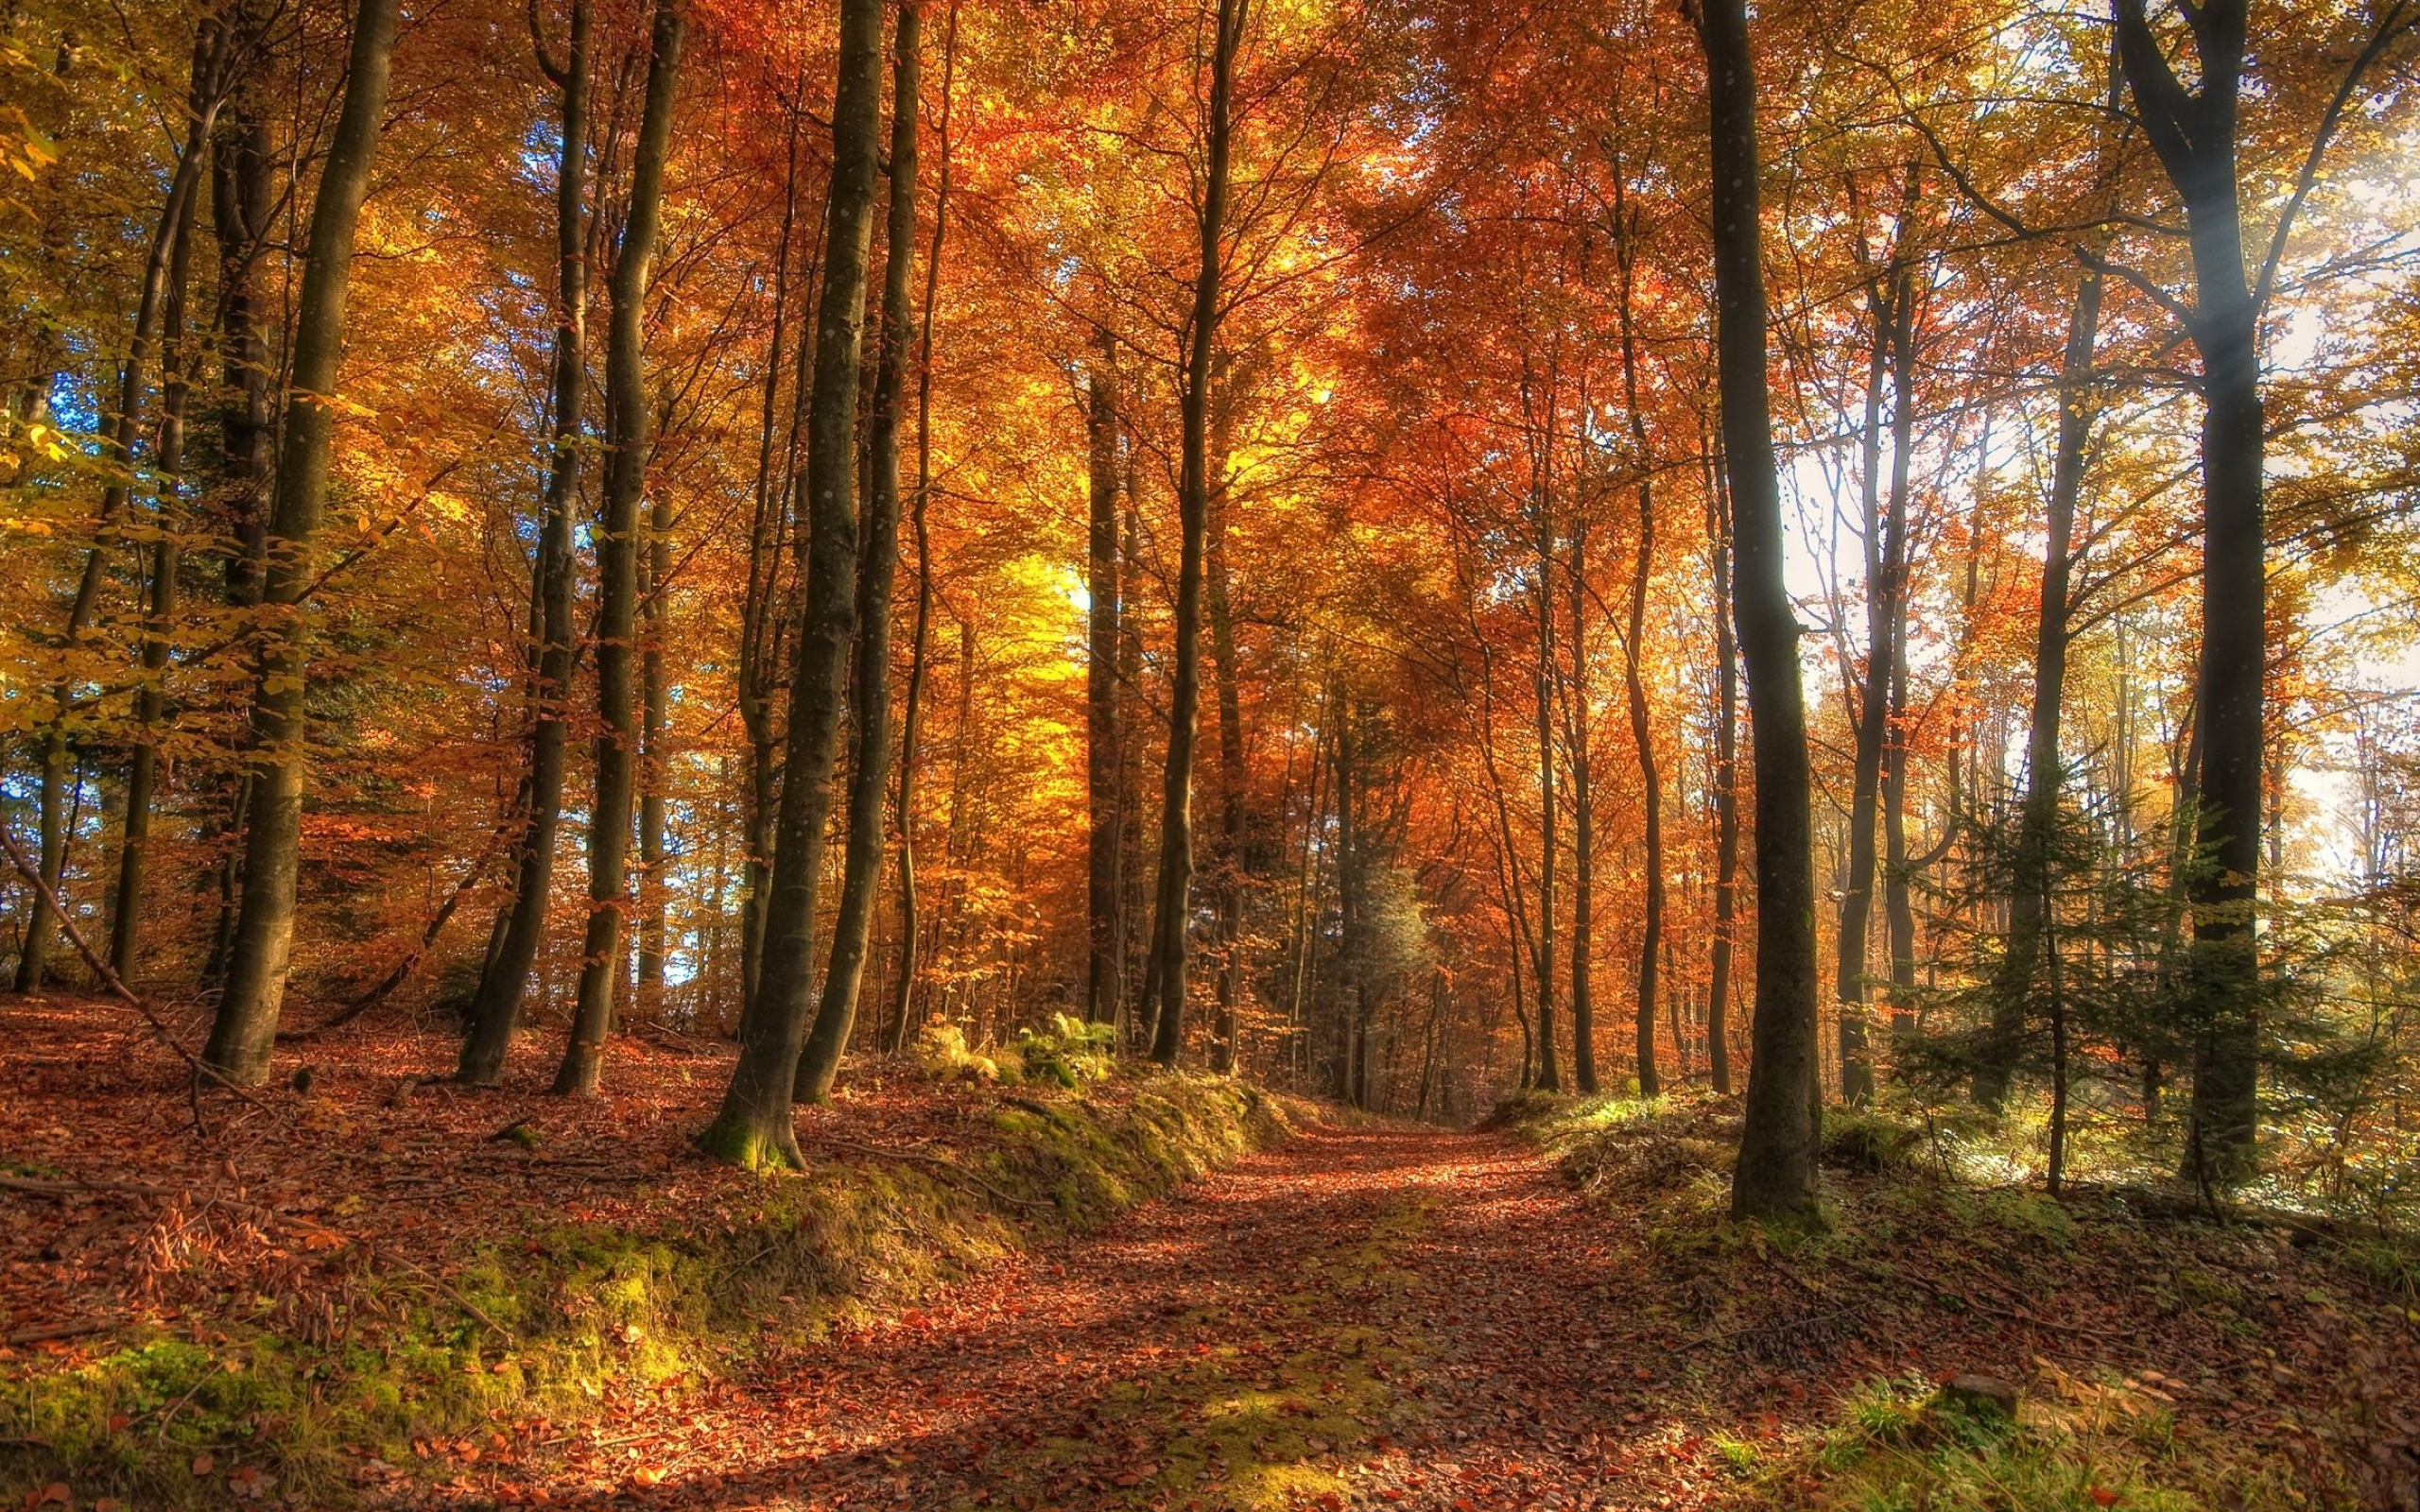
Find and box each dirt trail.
[503,1125,1720,1512]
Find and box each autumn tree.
[201,0,405,1084]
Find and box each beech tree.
[701,0,885,1166]
[1690,0,1823,1220]
[201,0,405,1085]
[555,0,684,1098]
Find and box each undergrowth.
[0,1063,1296,1509]
[1488,1091,2420,1510]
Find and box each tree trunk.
[1530,402,1561,1095]
[201,0,404,1084]
[797,1,919,1105]
[1145,0,1246,1067]
[889,0,957,1057]
[1973,270,2102,1106]
[1565,490,1599,1097]
[1694,0,1823,1219]
[201,65,279,991]
[460,0,592,1085]
[637,479,674,1008]
[1835,234,1915,1107]
[1613,180,1660,1098]
[1085,331,1122,1026]
[551,0,682,1097]
[2116,0,2263,1186]
[1206,358,1247,1074]
[700,0,883,1164]
[1704,428,1738,1096]
[109,50,211,980]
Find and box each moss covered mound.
[1,1070,1297,1509]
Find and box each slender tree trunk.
[637,481,673,1006]
[1694,0,1823,1218]
[797,1,919,1105]
[1704,428,1738,1096]
[110,63,209,980]
[1566,499,1599,1097]
[200,0,403,1083]
[735,95,807,1025]
[1145,0,1246,1067]
[460,0,592,1084]
[1974,271,2104,1105]
[889,0,957,1056]
[1613,182,1661,1098]
[201,66,278,991]
[1882,649,1916,1021]
[553,0,683,1096]
[2116,0,2264,1185]
[1530,401,1562,1094]
[1206,359,1247,1074]
[701,0,883,1164]
[1117,483,1151,1049]
[1835,237,1915,1107]
[1085,330,1122,1026]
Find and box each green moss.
[1737,1371,2304,1512]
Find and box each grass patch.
[1737,1366,2299,1512]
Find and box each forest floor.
[5,996,2420,1510]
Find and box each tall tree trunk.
[1835,232,1915,1107]
[700,0,883,1164]
[1693,0,1823,1219]
[1085,330,1122,1026]
[1975,266,2105,1108]
[2116,0,2263,1186]
[889,0,957,1056]
[735,95,807,1026]
[1882,649,1916,1023]
[637,479,674,1009]
[201,66,278,991]
[1117,481,1151,1049]
[1612,180,1661,1098]
[1566,492,1599,1097]
[1704,426,1738,1095]
[1145,0,1246,1067]
[797,0,919,1105]
[1529,370,1562,1094]
[109,50,212,980]
[460,0,593,1085]
[1206,358,1247,1074]
[553,0,683,1096]
[200,0,403,1083]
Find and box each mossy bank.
[1,1057,1300,1509]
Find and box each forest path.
[510,1123,1716,1512]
